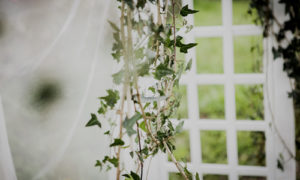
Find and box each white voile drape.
[0,96,17,180]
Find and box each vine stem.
[163,141,189,180]
[171,0,177,70]
[116,1,127,179]
[136,121,144,180]
[116,84,128,180]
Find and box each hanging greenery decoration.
[86,0,199,179]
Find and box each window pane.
[196,37,223,74]
[203,174,229,180]
[169,131,191,162]
[234,35,263,73]
[235,84,264,120]
[198,85,225,119]
[173,85,188,119]
[201,130,227,164]
[237,131,266,166]
[194,0,222,26]
[169,173,184,180]
[239,176,266,180]
[233,0,255,25]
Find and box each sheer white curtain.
[0,96,17,180]
[0,0,116,179]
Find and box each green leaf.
[97,106,106,114]
[123,113,142,136]
[185,59,192,71]
[130,151,134,158]
[124,0,134,9]
[136,0,146,8]
[95,160,102,170]
[110,138,125,147]
[277,158,284,171]
[108,157,118,167]
[139,121,147,132]
[85,113,101,128]
[100,90,120,109]
[180,43,197,53]
[184,167,193,180]
[137,62,150,76]
[130,171,140,180]
[104,130,110,135]
[112,70,124,85]
[180,5,199,17]
[108,20,119,31]
[154,63,174,80]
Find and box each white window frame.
[150,0,296,180]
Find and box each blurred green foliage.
[171,0,266,178]
[238,131,266,166]
[198,85,224,119]
[236,85,264,120]
[201,131,227,164]
[196,38,223,74]
[169,172,184,180]
[194,0,222,26]
[203,174,228,180]
[234,35,263,73]
[232,0,256,25]
[169,131,191,162]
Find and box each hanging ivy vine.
[86,0,199,179]
[248,0,300,173]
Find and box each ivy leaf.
[85,113,101,128]
[136,0,146,8]
[108,157,118,167]
[108,20,119,32]
[130,171,140,180]
[277,158,284,171]
[137,62,150,76]
[112,70,124,85]
[110,138,125,147]
[184,167,193,180]
[180,5,199,17]
[272,47,282,59]
[185,59,192,71]
[99,90,120,109]
[95,160,102,170]
[180,43,197,53]
[154,63,174,80]
[139,121,147,132]
[123,113,142,136]
[124,0,134,9]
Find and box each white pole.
[0,96,17,180]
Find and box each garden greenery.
[86,0,199,179]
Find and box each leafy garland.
[86,0,199,179]
[248,0,300,171]
[248,0,300,103]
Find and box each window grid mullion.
[222,1,239,180]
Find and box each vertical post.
[271,1,296,179]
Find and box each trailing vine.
[86,0,199,179]
[248,0,300,173]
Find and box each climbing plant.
[248,0,300,174]
[86,0,199,179]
